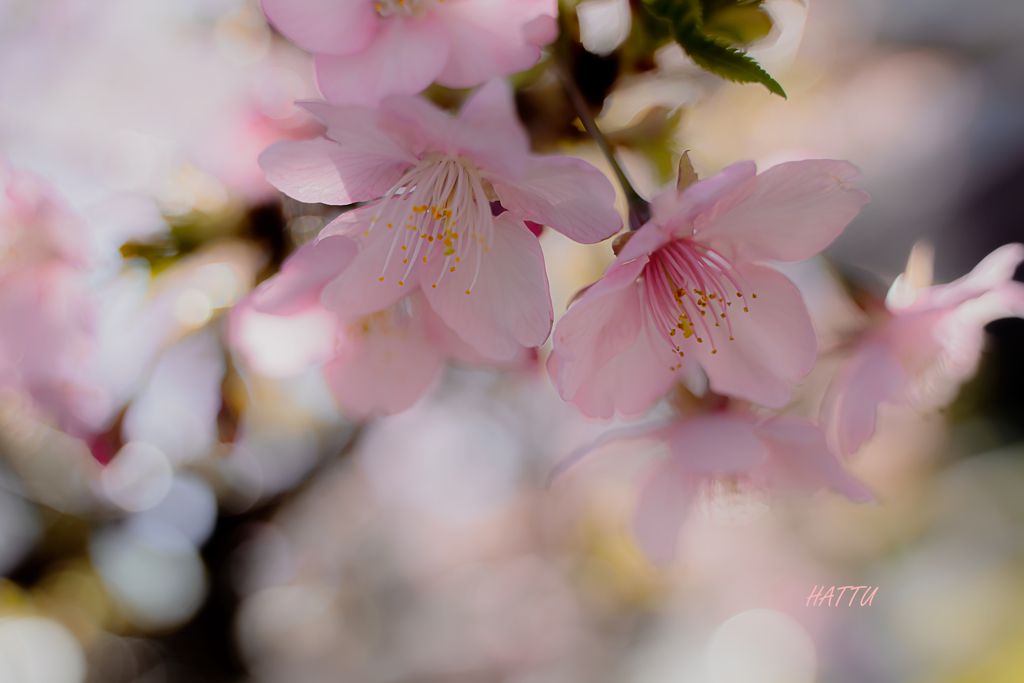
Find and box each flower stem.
[554,62,650,231]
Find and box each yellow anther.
[422,256,427,263]
[455,257,460,263]
[400,245,406,251]
[711,349,717,354]
[364,230,370,236]
[398,280,404,286]
[752,294,757,299]
[465,289,470,295]
[743,307,749,312]
[378,277,385,282]
[449,266,456,272]
[403,258,408,264]
[729,336,735,341]
[432,283,437,288]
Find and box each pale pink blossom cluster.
[235,78,621,414]
[261,0,557,106]
[236,0,1024,562]
[1,0,1021,573]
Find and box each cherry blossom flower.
[0,162,100,432]
[824,243,1024,458]
[551,410,871,563]
[547,159,870,418]
[261,0,558,106]
[230,234,534,418]
[259,79,621,359]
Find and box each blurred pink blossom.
[231,234,534,418]
[261,0,558,106]
[260,79,621,359]
[547,160,870,418]
[553,410,871,563]
[824,243,1024,458]
[0,162,102,432]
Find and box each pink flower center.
[641,238,755,368]
[365,152,495,294]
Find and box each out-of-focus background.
[0,0,1022,681]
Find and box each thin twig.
[553,60,651,231]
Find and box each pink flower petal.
[319,211,422,317]
[548,257,647,403]
[419,296,531,366]
[298,100,421,160]
[421,212,552,360]
[315,16,451,107]
[694,160,870,264]
[565,315,681,419]
[489,156,622,244]
[261,0,380,56]
[649,160,756,236]
[547,419,672,484]
[252,236,358,315]
[433,0,557,88]
[663,413,768,472]
[916,243,1024,310]
[613,221,673,265]
[258,137,411,205]
[756,416,873,501]
[453,79,531,180]
[522,13,559,45]
[824,337,907,458]
[324,296,444,417]
[684,263,816,408]
[633,459,699,563]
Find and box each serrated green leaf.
[640,0,784,97]
[677,29,785,97]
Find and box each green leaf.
[703,4,773,45]
[676,28,785,97]
[640,0,784,97]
